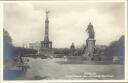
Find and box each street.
[20,58,124,80]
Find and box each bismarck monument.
[84,22,96,61]
[39,11,53,56]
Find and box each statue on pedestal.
[84,22,96,61]
[86,22,95,39]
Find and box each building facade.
[29,42,41,50]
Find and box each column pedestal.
[84,38,96,61]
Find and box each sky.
[4,2,125,48]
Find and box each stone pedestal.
[84,38,96,60]
[40,41,53,57]
[39,48,54,57]
[41,41,52,49]
[86,39,96,55]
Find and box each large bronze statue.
[86,22,95,39]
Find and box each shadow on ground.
[29,75,48,80]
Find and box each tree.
[105,35,124,62]
[3,29,14,62]
[108,35,124,57]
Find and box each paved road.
[24,58,124,80]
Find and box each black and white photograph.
[3,1,127,81]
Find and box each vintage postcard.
[1,0,128,82]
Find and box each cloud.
[4,2,125,48]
